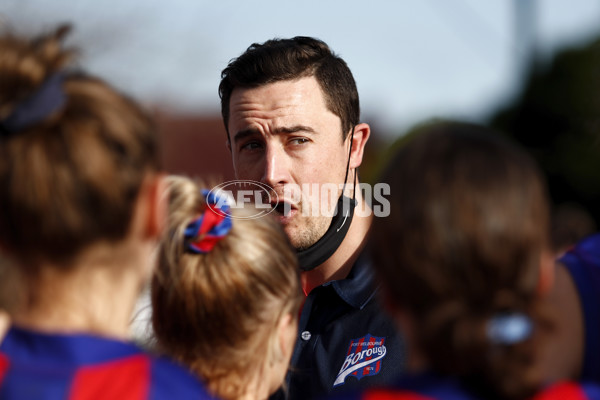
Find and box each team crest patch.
[334,334,387,387]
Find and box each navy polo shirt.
[278,253,406,400]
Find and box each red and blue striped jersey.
[0,326,215,399]
[532,381,600,400]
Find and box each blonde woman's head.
[152,176,302,400]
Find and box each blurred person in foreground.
[151,175,303,400]
[0,26,213,399]
[331,122,600,399]
[542,215,600,385]
[219,36,405,400]
[528,154,600,384]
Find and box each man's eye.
[290,137,309,145]
[240,141,262,151]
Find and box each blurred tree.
[490,37,600,228]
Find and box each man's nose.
[262,144,290,187]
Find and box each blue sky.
[2,0,600,137]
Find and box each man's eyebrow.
[233,125,316,144]
[274,125,316,135]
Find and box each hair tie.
[184,190,233,254]
[486,313,533,345]
[0,73,66,138]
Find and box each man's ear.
[347,123,370,170]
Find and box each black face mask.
[296,127,357,272]
[297,194,356,271]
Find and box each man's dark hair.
[219,36,359,140]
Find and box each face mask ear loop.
[342,126,356,203]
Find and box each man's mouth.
[271,200,296,219]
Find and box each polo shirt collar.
[325,252,379,310]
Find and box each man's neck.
[300,198,372,295]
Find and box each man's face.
[228,76,350,250]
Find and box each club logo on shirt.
[333,334,387,387]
